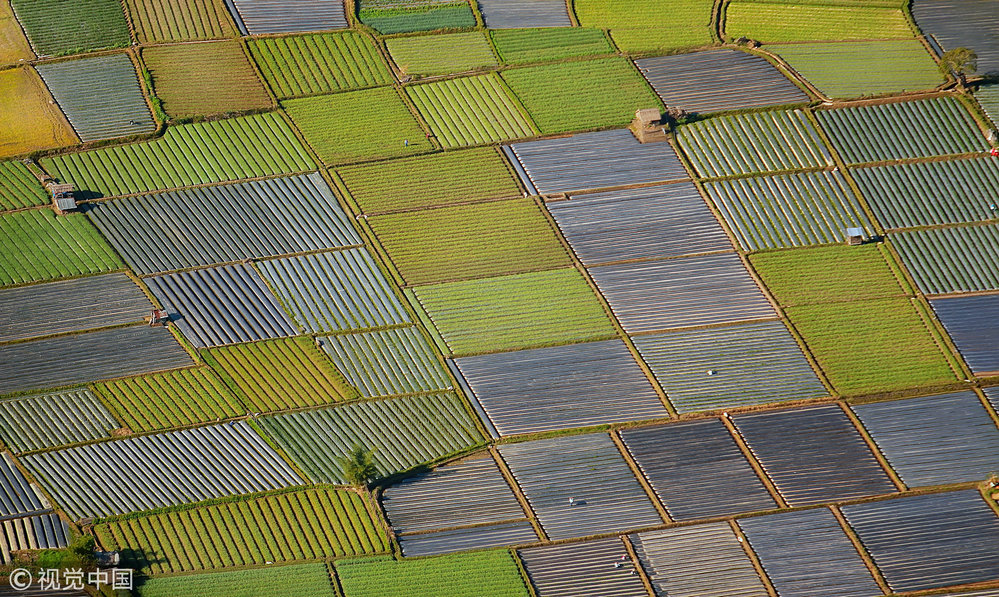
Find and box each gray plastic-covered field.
[36,53,154,143]
[0,453,49,518]
[146,264,298,348]
[0,389,117,453]
[452,339,668,437]
[852,392,999,487]
[913,0,999,76]
[931,294,999,374]
[620,419,777,521]
[841,490,999,592]
[0,513,69,565]
[382,452,537,556]
[589,253,776,333]
[637,49,808,115]
[633,320,826,413]
[498,433,663,541]
[506,129,688,195]
[0,273,150,342]
[23,421,301,520]
[738,508,881,597]
[518,537,649,597]
[225,0,348,34]
[733,404,896,506]
[891,224,999,294]
[87,173,361,275]
[476,0,570,28]
[547,182,732,266]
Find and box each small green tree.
[939,47,978,88]
[339,443,378,487]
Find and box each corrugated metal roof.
[636,49,808,115]
[398,520,538,557]
[508,129,688,195]
[23,421,301,520]
[0,389,117,453]
[619,419,776,521]
[258,393,484,484]
[589,253,776,333]
[225,0,347,35]
[0,454,48,518]
[931,294,999,374]
[257,249,410,334]
[841,490,999,592]
[476,0,570,28]
[704,170,873,251]
[852,392,999,487]
[738,508,881,597]
[452,340,668,437]
[732,405,896,506]
[892,224,999,295]
[87,173,361,275]
[0,513,69,564]
[633,320,827,414]
[35,53,153,143]
[913,0,999,76]
[318,327,451,398]
[0,325,194,395]
[498,433,663,541]
[518,538,650,597]
[630,523,769,597]
[0,274,150,343]
[547,182,732,266]
[382,452,538,556]
[146,264,297,348]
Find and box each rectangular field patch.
[126,0,238,43]
[226,0,347,34]
[931,294,999,375]
[490,28,613,64]
[518,539,648,597]
[0,389,117,453]
[724,1,913,43]
[337,550,530,597]
[11,0,130,57]
[0,67,77,158]
[0,161,47,211]
[387,32,497,77]
[891,224,999,295]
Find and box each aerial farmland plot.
[4,0,999,594]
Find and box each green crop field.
[412,268,616,356]
[387,32,497,76]
[770,41,943,99]
[0,67,77,158]
[337,551,530,597]
[206,336,359,412]
[785,298,959,395]
[407,74,537,147]
[284,87,428,164]
[0,209,121,287]
[126,0,238,43]
[0,0,34,66]
[501,58,661,134]
[574,0,714,53]
[336,147,521,214]
[143,41,273,119]
[97,488,387,574]
[491,28,615,64]
[359,2,476,35]
[749,245,910,306]
[0,161,48,211]
[41,112,315,198]
[725,2,913,42]
[136,563,337,597]
[11,0,130,57]
[248,32,392,99]
[94,367,244,432]
[368,198,570,285]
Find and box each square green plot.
[407,74,537,148]
[284,87,429,164]
[387,32,498,77]
[359,1,476,35]
[11,0,130,57]
[335,147,521,214]
[368,198,571,285]
[786,298,958,395]
[491,28,615,65]
[501,58,661,134]
[725,1,913,42]
[0,210,121,287]
[768,41,943,99]
[143,40,273,119]
[749,244,909,307]
[336,551,529,597]
[574,0,715,53]
[412,268,617,356]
